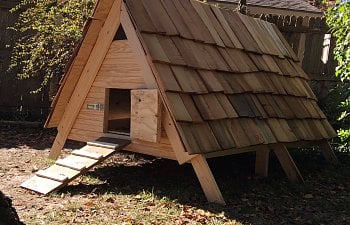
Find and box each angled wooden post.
[49,0,122,159]
[318,139,338,164]
[271,143,304,182]
[255,145,270,177]
[191,155,225,205]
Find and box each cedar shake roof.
[211,0,322,13]
[125,0,335,154]
[46,0,336,155]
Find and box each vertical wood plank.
[49,0,122,159]
[191,155,225,205]
[255,146,270,177]
[271,143,304,182]
[130,89,161,143]
[318,139,338,164]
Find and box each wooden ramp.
[21,139,130,194]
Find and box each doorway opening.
[105,89,131,135]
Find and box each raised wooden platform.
[21,139,130,194]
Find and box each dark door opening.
[106,89,131,135]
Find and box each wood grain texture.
[272,143,304,182]
[191,155,225,205]
[130,89,161,143]
[255,145,270,177]
[49,0,122,159]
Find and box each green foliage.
[326,1,350,150]
[321,84,350,150]
[8,0,95,93]
[326,1,350,81]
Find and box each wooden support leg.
[271,144,304,183]
[48,131,66,160]
[191,155,225,205]
[318,139,338,164]
[255,146,270,177]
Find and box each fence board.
[256,14,339,100]
[0,1,50,122]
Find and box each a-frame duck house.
[22,0,338,204]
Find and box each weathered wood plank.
[255,146,270,177]
[271,143,304,182]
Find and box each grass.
[1,126,349,225]
[25,189,240,225]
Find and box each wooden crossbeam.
[255,145,270,177]
[271,143,304,182]
[49,0,122,159]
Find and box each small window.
[114,26,127,40]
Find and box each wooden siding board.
[197,70,225,93]
[189,122,221,153]
[141,34,170,63]
[201,4,235,48]
[171,66,208,94]
[160,0,193,39]
[178,0,215,44]
[140,0,178,35]
[157,35,186,65]
[192,94,227,120]
[190,0,225,47]
[153,63,181,92]
[239,118,266,146]
[228,119,251,148]
[180,94,203,123]
[125,0,157,33]
[223,12,261,53]
[166,92,193,122]
[228,94,256,118]
[210,5,243,49]
[209,120,236,149]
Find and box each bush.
[326,1,350,150]
[8,0,95,93]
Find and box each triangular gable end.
[45,0,120,128]
[48,0,123,159]
[47,0,195,165]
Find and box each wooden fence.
[0,0,50,122]
[0,2,339,122]
[256,14,339,101]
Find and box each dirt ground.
[1,124,350,225]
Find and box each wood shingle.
[124,0,336,154]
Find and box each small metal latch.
[87,103,104,111]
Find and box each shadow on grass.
[59,150,350,224]
[0,125,84,150]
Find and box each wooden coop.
[21,0,338,204]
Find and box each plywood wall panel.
[94,40,146,89]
